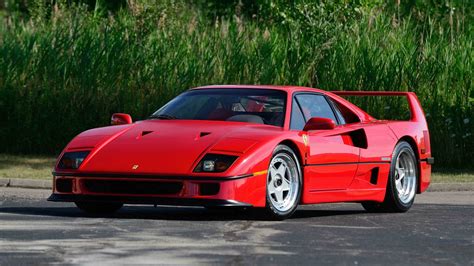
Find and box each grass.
[0,154,472,183]
[0,154,56,180]
[0,1,472,168]
[429,171,474,183]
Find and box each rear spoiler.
[331,91,426,123]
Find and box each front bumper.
[48,172,267,207]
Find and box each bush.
[0,0,472,168]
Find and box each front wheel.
[362,141,418,212]
[75,202,123,214]
[261,145,302,220]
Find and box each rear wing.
[331,91,426,123]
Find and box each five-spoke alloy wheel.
[264,145,302,220]
[362,141,418,212]
[393,149,417,205]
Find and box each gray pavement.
[0,187,473,265]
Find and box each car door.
[290,93,360,191]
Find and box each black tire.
[260,144,302,220]
[362,141,418,213]
[75,202,123,214]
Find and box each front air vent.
[199,183,220,196]
[56,178,73,193]
[141,131,153,137]
[200,132,211,137]
[82,180,183,195]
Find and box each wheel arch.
[397,136,422,193]
[278,139,304,169]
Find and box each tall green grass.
[0,2,472,168]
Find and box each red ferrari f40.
[49,85,433,220]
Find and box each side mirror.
[303,117,336,131]
[111,113,132,125]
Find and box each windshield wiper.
[148,114,178,120]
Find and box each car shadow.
[0,204,368,221]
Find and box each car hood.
[63,120,282,175]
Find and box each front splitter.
[48,193,252,207]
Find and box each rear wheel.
[261,145,302,220]
[362,141,418,212]
[75,202,123,214]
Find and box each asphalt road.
[0,188,473,265]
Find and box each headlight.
[194,154,238,173]
[58,151,90,170]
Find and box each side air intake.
[370,167,379,185]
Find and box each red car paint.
[49,85,432,208]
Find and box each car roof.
[191,85,373,122]
[191,85,327,94]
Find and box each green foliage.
[0,0,472,168]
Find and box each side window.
[290,98,306,130]
[333,101,360,124]
[329,99,346,125]
[295,94,337,123]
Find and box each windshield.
[150,89,287,127]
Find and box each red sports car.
[48,85,433,220]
